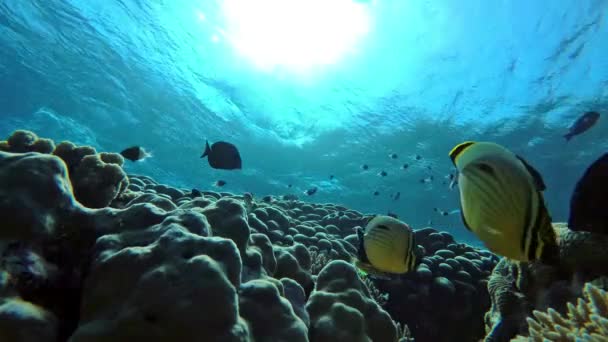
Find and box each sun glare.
[220,0,371,72]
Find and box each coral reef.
[378,227,500,342]
[306,260,398,342]
[511,282,608,341]
[0,129,506,342]
[484,223,608,341]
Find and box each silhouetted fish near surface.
[415,155,422,161]
[373,191,380,196]
[564,111,600,141]
[287,184,292,188]
[329,175,335,180]
[120,146,152,162]
[191,188,202,198]
[401,163,409,170]
[214,180,227,187]
[568,153,608,233]
[201,140,242,170]
[378,170,387,177]
[361,164,369,170]
[304,187,318,196]
[389,153,398,159]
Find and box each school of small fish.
[115,110,603,277]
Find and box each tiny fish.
[415,155,422,161]
[120,146,152,162]
[420,175,434,183]
[373,191,380,196]
[287,184,292,188]
[329,175,335,180]
[304,187,318,196]
[564,111,600,141]
[201,140,242,170]
[401,163,409,170]
[389,153,398,159]
[378,170,388,177]
[361,164,369,170]
[214,180,227,187]
[433,207,449,216]
[393,192,401,201]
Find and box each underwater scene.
[1,0,608,341]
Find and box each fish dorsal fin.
[516,155,546,191]
[449,141,476,164]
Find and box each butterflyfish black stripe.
[520,191,534,256]
[526,193,544,261]
[376,224,390,230]
[449,141,475,164]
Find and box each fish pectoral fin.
[516,155,546,191]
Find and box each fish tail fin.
[564,133,573,142]
[201,140,211,158]
[144,150,153,159]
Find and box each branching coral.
[511,282,608,341]
[363,276,389,307]
[395,321,415,342]
[309,248,331,276]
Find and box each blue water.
[1,0,607,245]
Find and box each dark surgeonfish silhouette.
[201,140,242,170]
[564,111,600,141]
[120,146,151,161]
[568,153,608,233]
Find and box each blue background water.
[1,0,607,245]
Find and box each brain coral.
[306,260,398,342]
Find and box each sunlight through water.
[220,0,372,73]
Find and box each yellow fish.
[354,215,417,276]
[448,141,558,262]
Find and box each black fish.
[415,155,422,160]
[393,192,401,200]
[287,184,292,188]
[304,187,318,196]
[191,188,202,198]
[120,146,151,161]
[201,140,242,170]
[329,175,335,180]
[378,170,387,177]
[361,164,369,170]
[389,153,398,159]
[401,163,409,170]
[568,153,608,233]
[564,111,600,141]
[373,191,380,196]
[214,180,226,187]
